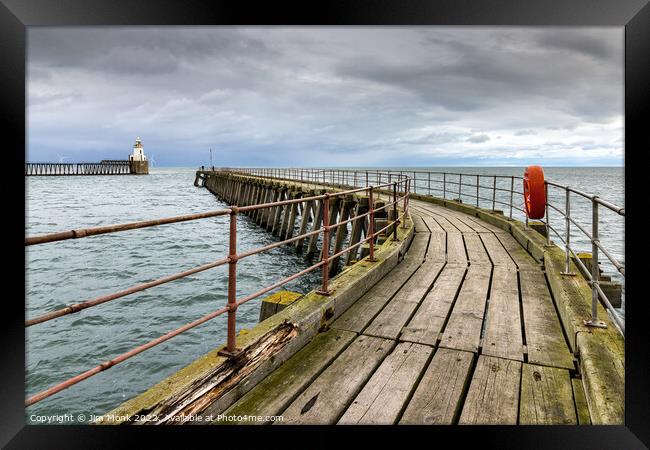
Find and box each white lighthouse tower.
[128,137,149,174]
[129,137,147,161]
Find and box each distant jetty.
[25,138,149,176]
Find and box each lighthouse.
[128,137,149,174]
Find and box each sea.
[25,166,624,423]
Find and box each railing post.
[219,207,241,357]
[544,182,551,246]
[509,176,514,219]
[392,182,398,240]
[561,188,575,275]
[585,198,607,328]
[458,174,462,201]
[368,187,376,262]
[476,175,480,207]
[317,195,332,295]
[492,175,497,211]
[443,172,446,199]
[402,177,404,228]
[428,171,431,195]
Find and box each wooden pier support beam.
[296,191,315,252]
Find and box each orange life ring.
[523,165,546,219]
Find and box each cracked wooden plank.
[495,232,539,270]
[446,232,467,265]
[482,266,524,361]
[439,265,491,354]
[463,232,491,266]
[519,363,577,425]
[331,233,428,334]
[459,355,522,425]
[338,342,432,424]
[520,270,574,370]
[217,328,356,424]
[278,335,393,424]
[364,260,445,340]
[399,348,474,425]
[481,233,516,269]
[401,265,466,346]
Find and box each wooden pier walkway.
[221,199,585,425]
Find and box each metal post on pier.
[585,198,607,329]
[392,182,398,241]
[476,175,480,207]
[509,176,514,219]
[317,195,332,296]
[368,187,376,262]
[458,174,462,201]
[219,207,241,357]
[544,183,551,246]
[443,173,446,199]
[561,188,575,275]
[492,175,497,211]
[402,177,408,229]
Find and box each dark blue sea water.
[25,166,624,423]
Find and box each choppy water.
[25,166,624,423]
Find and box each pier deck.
[221,199,584,425]
[92,169,622,426]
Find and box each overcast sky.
[27,27,624,167]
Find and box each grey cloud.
[536,29,620,61]
[515,130,537,136]
[467,134,490,143]
[27,27,624,167]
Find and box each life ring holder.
[523,165,546,219]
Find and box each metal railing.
[229,168,624,335]
[24,169,411,407]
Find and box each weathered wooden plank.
[519,364,577,425]
[364,260,445,340]
[402,230,430,264]
[441,214,475,233]
[278,335,393,424]
[338,342,432,424]
[426,232,446,263]
[463,214,506,233]
[439,265,491,354]
[421,215,446,234]
[480,233,516,269]
[463,232,491,265]
[459,355,522,425]
[218,329,356,423]
[431,215,460,233]
[331,234,428,333]
[410,209,445,233]
[482,266,524,361]
[495,232,539,270]
[411,213,428,233]
[401,265,466,346]
[446,232,467,265]
[572,378,592,425]
[399,348,474,424]
[520,270,574,370]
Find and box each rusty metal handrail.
[25,170,411,407]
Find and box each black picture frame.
[3,0,647,447]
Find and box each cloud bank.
[27,27,623,166]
